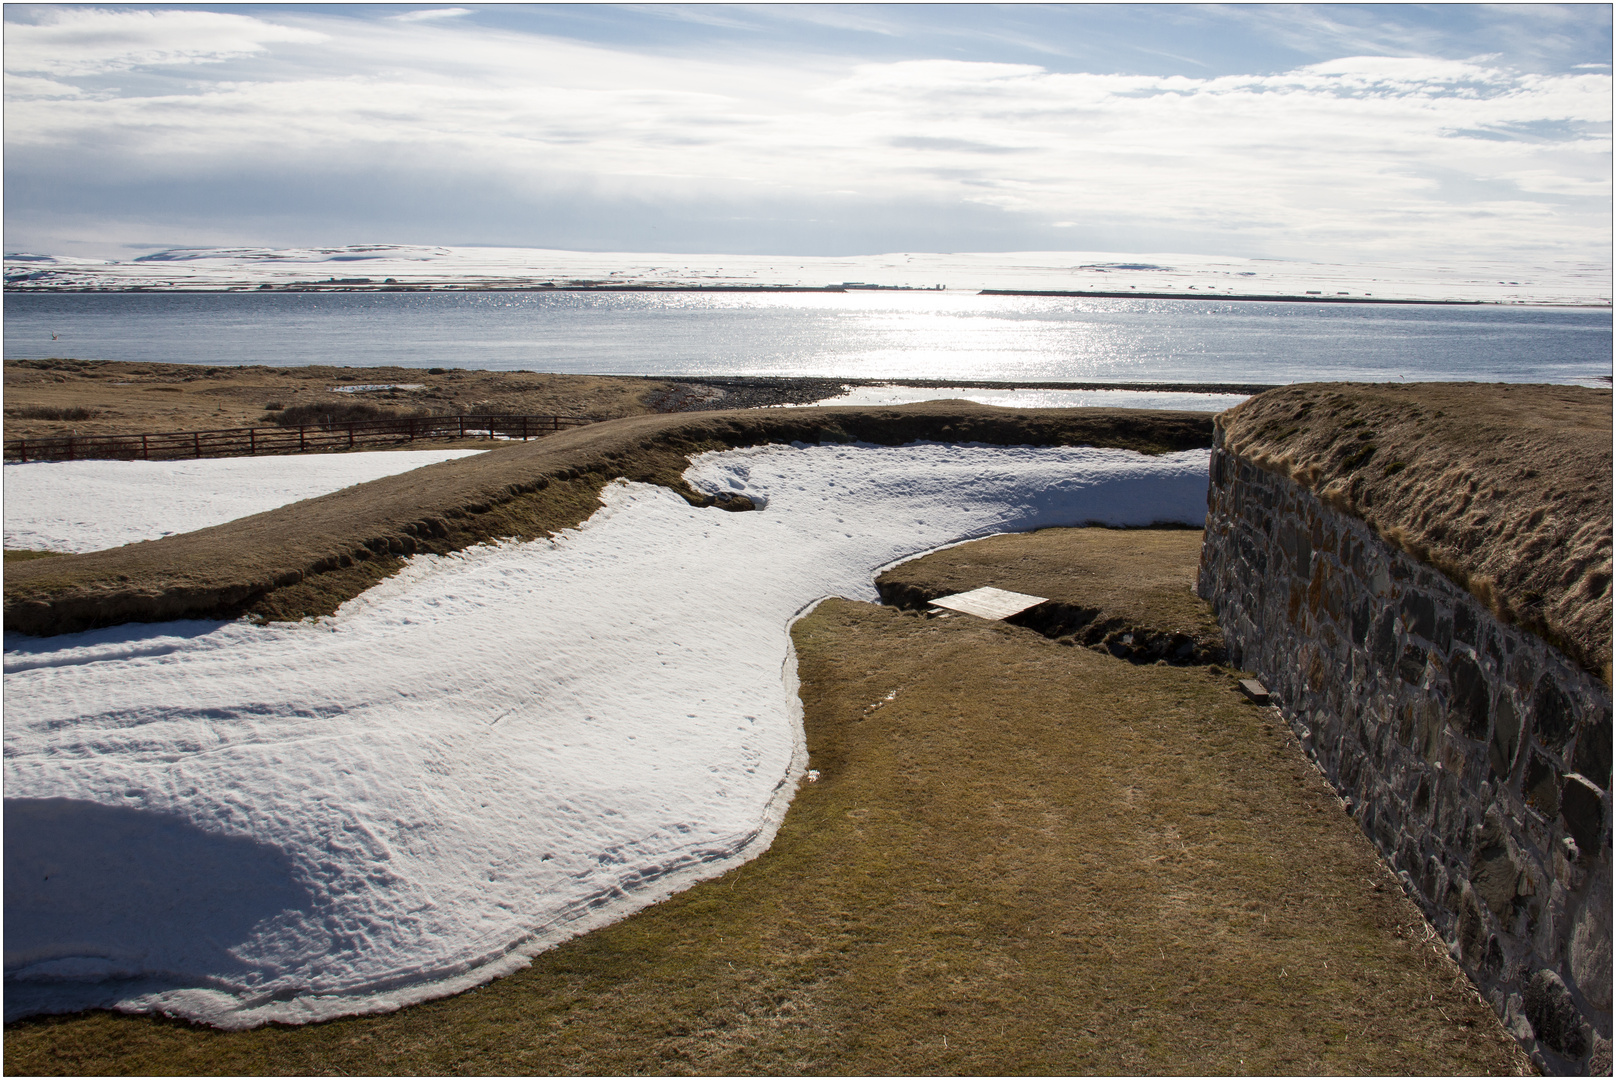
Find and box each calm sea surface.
[4,291,1610,385]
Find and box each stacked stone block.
[1197,435,1612,1076]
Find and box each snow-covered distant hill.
[4,245,1608,306]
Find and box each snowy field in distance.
[806,386,1250,412]
[7,244,1607,305]
[5,441,1211,1028]
[3,449,487,554]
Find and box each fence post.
[18,439,26,464]
[458,415,465,440]
[142,434,149,460]
[67,437,75,462]
[300,426,307,453]
[349,423,355,450]
[249,428,256,455]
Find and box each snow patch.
[330,384,425,393]
[3,449,487,554]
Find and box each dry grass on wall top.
[1219,383,1612,683]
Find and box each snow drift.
[3,449,487,554]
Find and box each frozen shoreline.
[8,245,1608,306]
[4,441,1211,1028]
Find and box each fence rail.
[5,414,593,463]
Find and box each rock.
[1534,676,1576,749]
[1558,773,1605,856]
[1454,601,1479,647]
[1469,810,1520,920]
[1569,861,1612,1011]
[1449,651,1490,740]
[1402,592,1438,641]
[1350,597,1372,645]
[1522,968,1588,1060]
[1572,709,1612,790]
[1591,1032,1612,1077]
[1523,752,1561,819]
[1489,694,1521,781]
[1372,609,1399,669]
[1502,991,1534,1044]
[1457,883,1491,965]
[1398,643,1428,685]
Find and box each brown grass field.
[2,359,668,441]
[3,529,1531,1075]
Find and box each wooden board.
[930,586,1048,621]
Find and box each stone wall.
[1198,433,1612,1076]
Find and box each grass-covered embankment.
[2,528,1530,1074]
[3,401,1211,636]
[1219,382,1611,682]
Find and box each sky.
[4,3,1611,266]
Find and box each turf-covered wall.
[1198,427,1612,1077]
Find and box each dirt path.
[2,529,1530,1075]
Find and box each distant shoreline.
[4,283,1607,307]
[979,288,1488,306]
[704,375,1280,396]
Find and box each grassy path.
[4,534,1530,1074]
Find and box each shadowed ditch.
[876,526,1228,665]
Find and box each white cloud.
[2,7,1608,265]
[4,73,81,99]
[390,8,472,23]
[4,7,325,76]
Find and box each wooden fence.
[5,414,593,463]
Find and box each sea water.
[4,290,1610,385]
